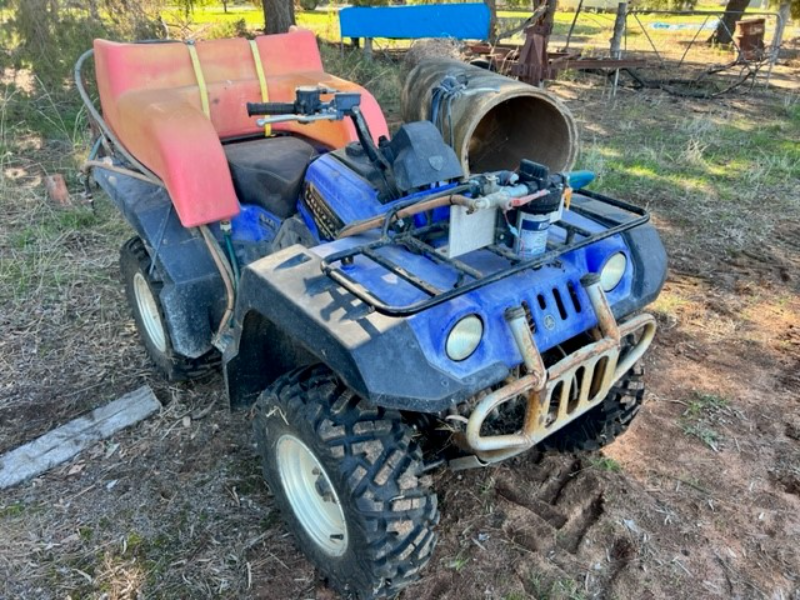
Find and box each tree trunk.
[222,0,228,13]
[543,0,558,34]
[609,2,626,59]
[484,0,497,44]
[262,0,296,35]
[710,0,749,45]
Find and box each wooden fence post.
[610,2,627,96]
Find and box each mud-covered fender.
[223,245,506,412]
[95,168,225,358]
[571,194,668,318]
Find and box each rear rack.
[320,190,649,317]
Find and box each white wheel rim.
[276,434,348,557]
[133,272,167,353]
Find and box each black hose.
[429,75,466,149]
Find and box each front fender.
[223,245,506,412]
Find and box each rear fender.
[95,168,225,358]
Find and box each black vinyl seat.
[224,136,318,219]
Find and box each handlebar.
[246,102,296,117]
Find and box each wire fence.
[498,6,787,94]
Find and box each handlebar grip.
[246,102,296,116]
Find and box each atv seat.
[224,136,317,219]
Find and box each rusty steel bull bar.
[463,274,657,464]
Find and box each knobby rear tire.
[120,236,218,381]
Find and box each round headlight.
[446,315,483,361]
[600,252,627,291]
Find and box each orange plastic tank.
[93,30,389,227]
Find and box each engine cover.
[303,154,384,240]
[302,121,464,240]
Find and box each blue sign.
[340,3,491,40]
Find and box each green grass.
[589,456,622,472]
[683,392,729,419]
[682,422,721,451]
[585,113,800,202]
[679,392,729,452]
[0,503,26,519]
[447,549,470,572]
[575,96,800,257]
[0,200,126,302]
[319,44,404,118]
[165,4,264,27]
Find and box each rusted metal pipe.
[464,373,539,452]
[581,274,621,345]
[402,59,578,175]
[505,306,546,385]
[614,315,657,379]
[463,291,656,458]
[337,194,473,239]
[465,306,548,453]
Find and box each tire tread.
[254,365,439,599]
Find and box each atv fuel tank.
[302,153,382,239]
[302,152,457,241]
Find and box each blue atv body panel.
[302,153,459,242]
[224,192,667,412]
[95,169,225,359]
[95,147,666,413]
[95,168,284,359]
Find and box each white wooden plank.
[0,386,160,489]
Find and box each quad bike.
[76,30,666,599]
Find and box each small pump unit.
[513,159,567,258]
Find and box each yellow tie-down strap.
[186,42,210,119]
[249,40,271,136]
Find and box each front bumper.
[452,274,656,469]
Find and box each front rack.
[320,190,650,317]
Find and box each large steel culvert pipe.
[401,59,578,176]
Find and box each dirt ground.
[1,60,799,600]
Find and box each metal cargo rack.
[321,190,649,317]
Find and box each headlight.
[600,252,627,291]
[446,315,483,361]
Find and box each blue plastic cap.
[567,170,596,191]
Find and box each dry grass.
[0,82,145,454]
